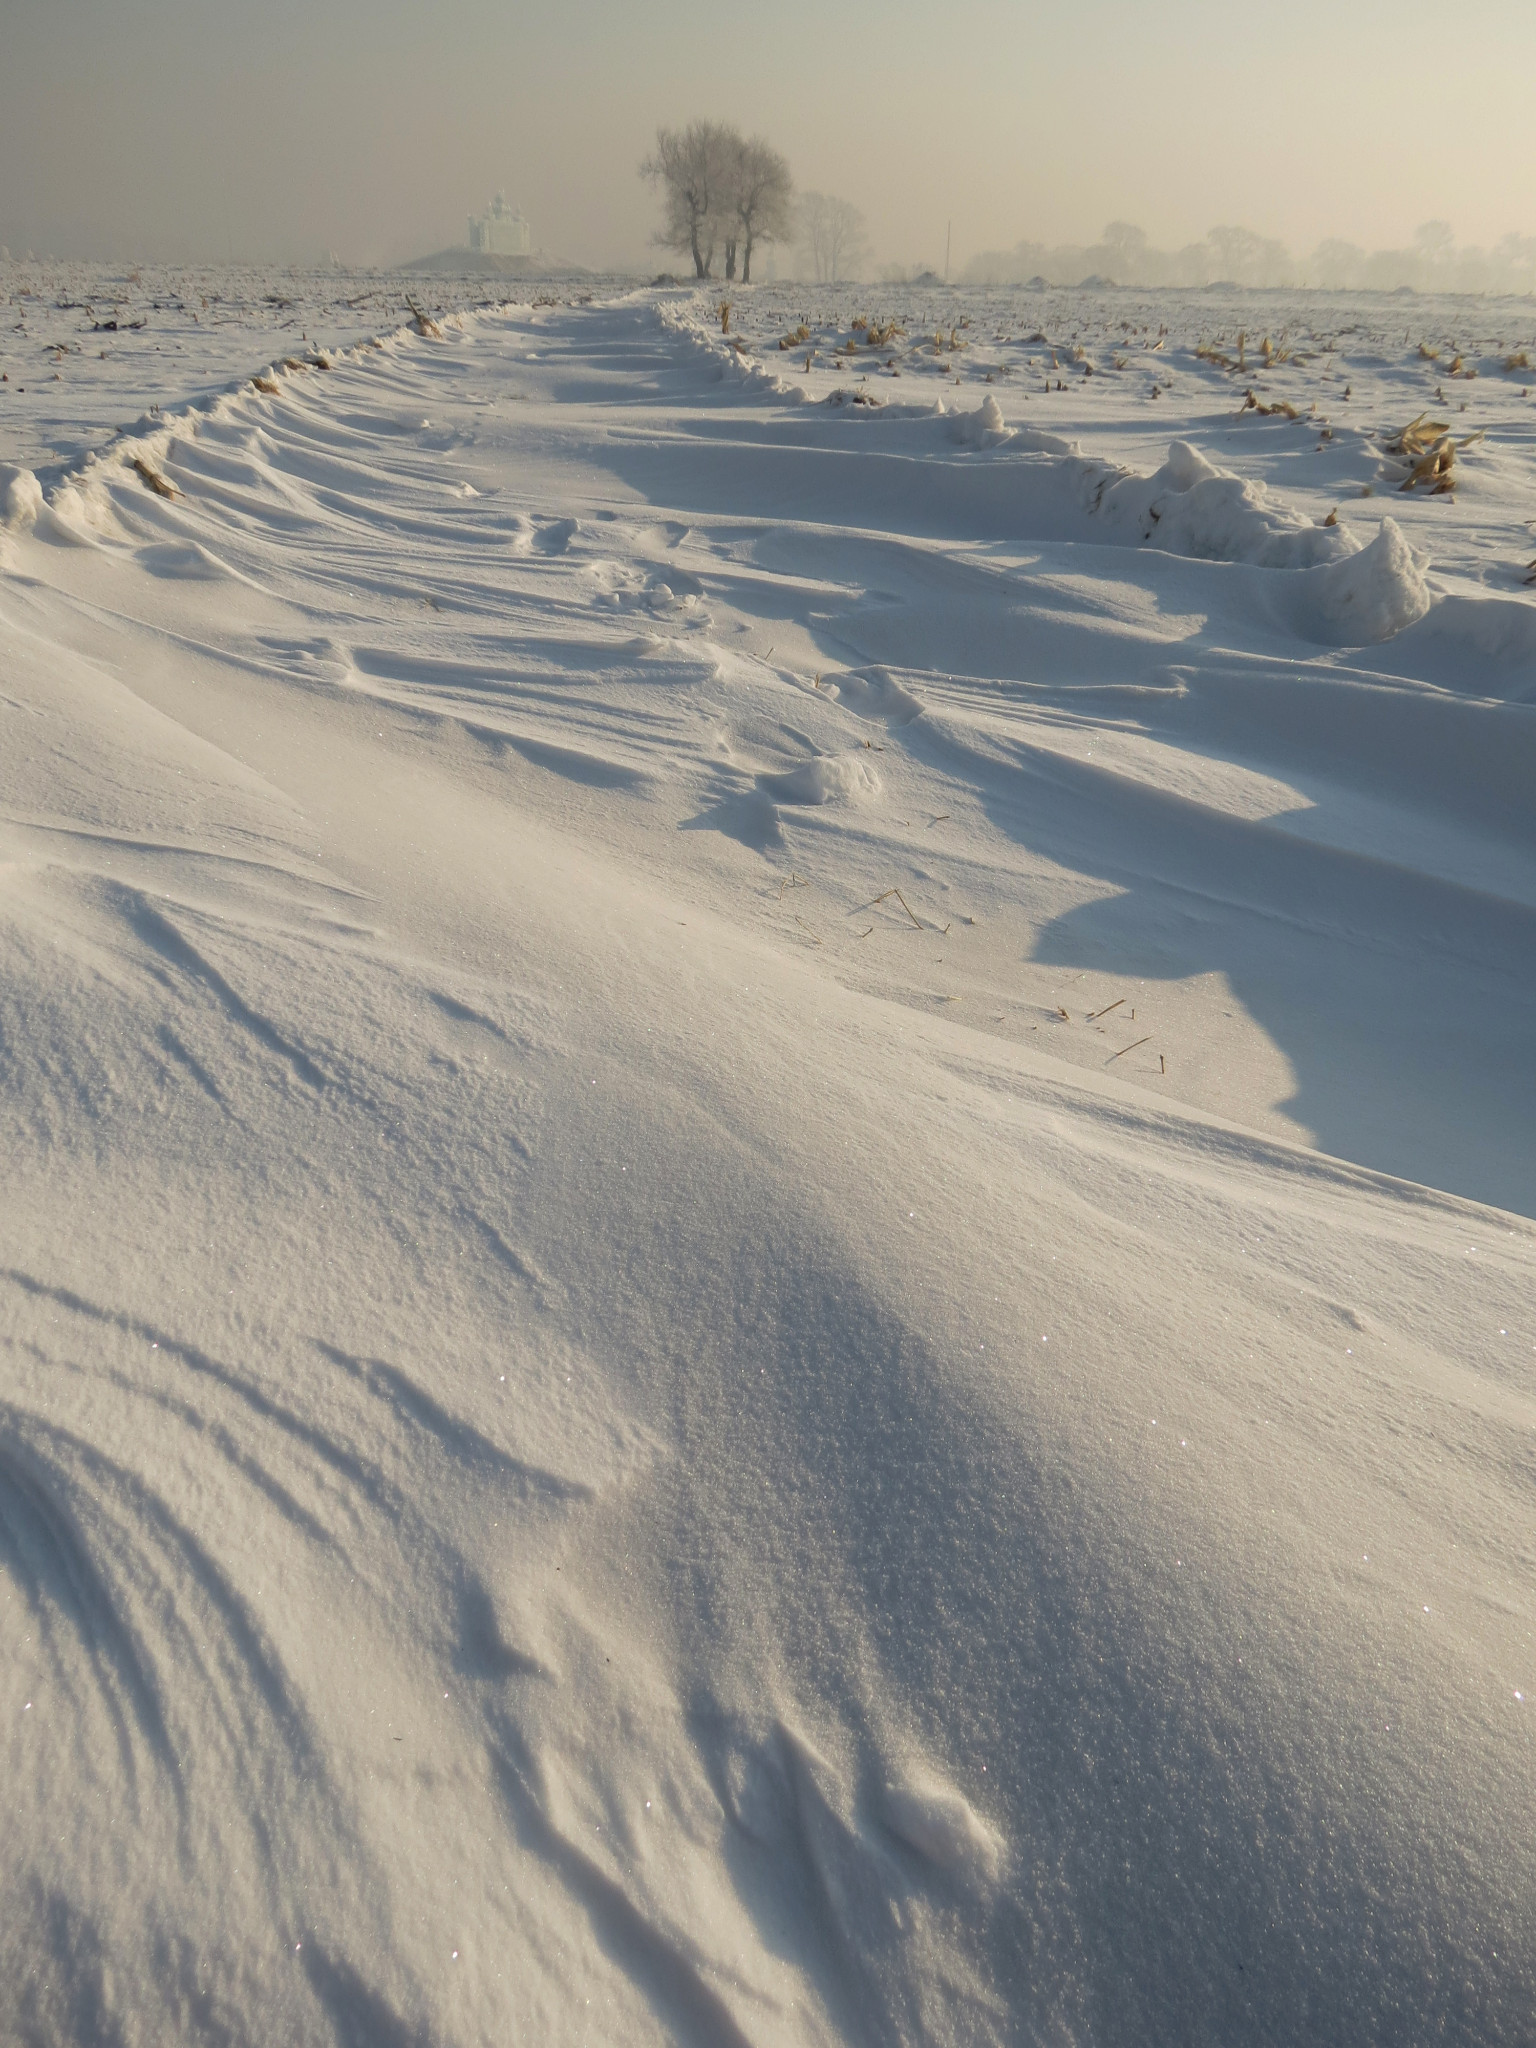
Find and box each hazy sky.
[3,0,1533,271]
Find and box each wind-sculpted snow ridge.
[659,297,1527,659]
[0,260,611,480]
[3,288,1536,2046]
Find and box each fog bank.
[961,222,1536,297]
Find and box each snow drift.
[3,282,1535,2048]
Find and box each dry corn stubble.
[1380,413,1486,495]
[1240,388,1300,419]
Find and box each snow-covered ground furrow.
[2,288,1535,2045]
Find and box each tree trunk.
[741,230,754,284]
[725,240,737,281]
[690,220,706,278]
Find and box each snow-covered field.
[3,270,1535,2044]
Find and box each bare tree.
[1206,224,1293,287]
[726,136,793,284]
[643,123,794,283]
[797,193,867,283]
[1099,221,1152,284]
[641,123,733,279]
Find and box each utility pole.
[944,219,952,284]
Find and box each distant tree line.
[962,219,1536,295]
[641,124,792,283]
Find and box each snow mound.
[935,397,1075,456]
[1087,442,1430,644]
[884,1779,1004,1884]
[948,393,1009,447]
[1,463,43,533]
[1099,440,1357,570]
[1008,422,1078,456]
[761,752,881,806]
[137,540,236,581]
[825,666,924,725]
[1282,518,1432,645]
[1090,440,1346,570]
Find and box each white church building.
[467,193,532,257]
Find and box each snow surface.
[3,269,1536,2044]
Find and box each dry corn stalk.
[252,374,279,395]
[1507,349,1533,372]
[1384,413,1449,459]
[1404,440,1455,492]
[129,456,178,499]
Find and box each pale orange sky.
[3,0,1533,271]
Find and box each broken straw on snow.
[1106,1037,1153,1064]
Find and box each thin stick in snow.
[871,888,923,931]
[1106,1036,1153,1064]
